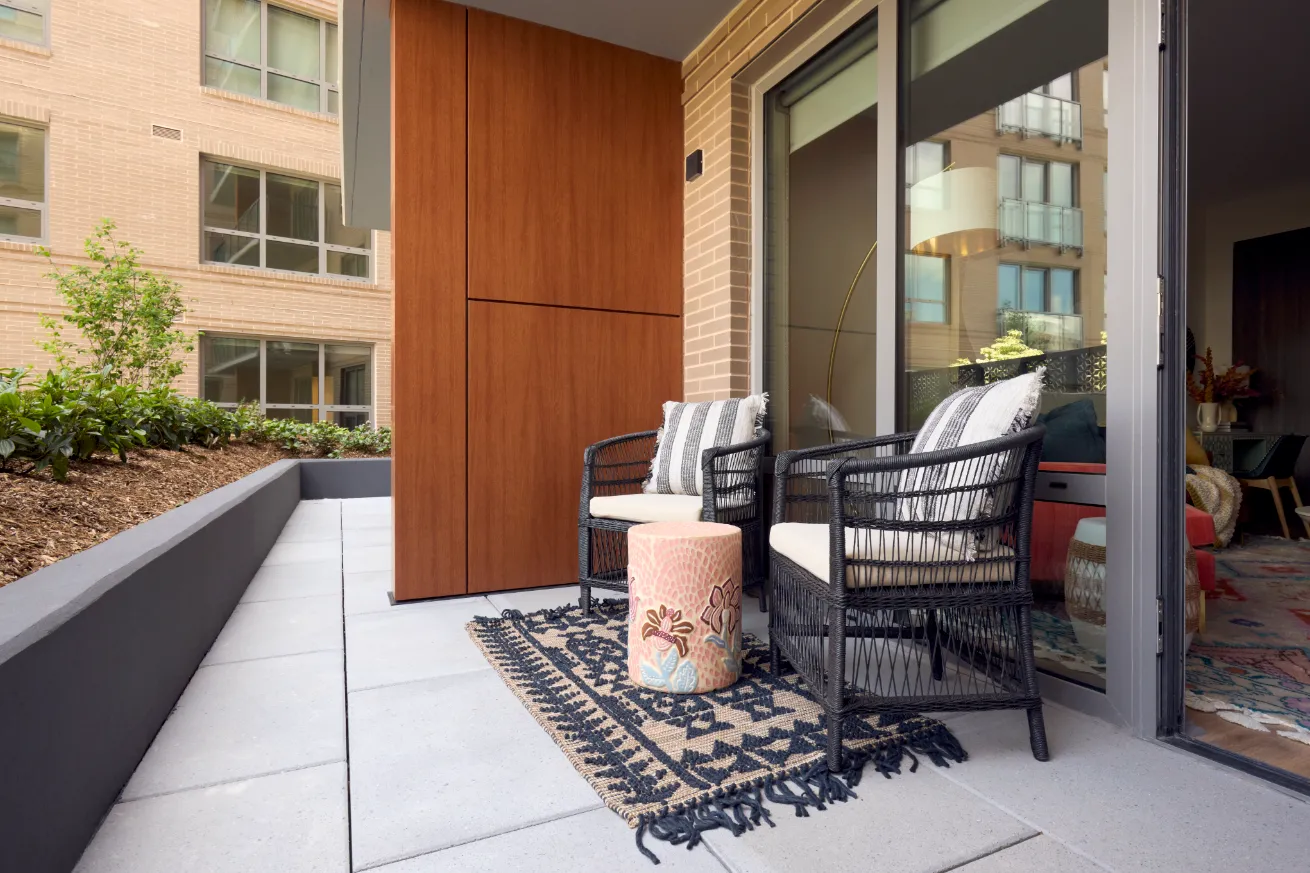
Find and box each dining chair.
[1234,434,1309,539]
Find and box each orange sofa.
[1032,462,1217,593]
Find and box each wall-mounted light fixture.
[685,149,703,182]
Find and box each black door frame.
[1155,0,1310,796]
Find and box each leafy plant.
[1187,347,1256,404]
[0,367,389,482]
[954,329,1044,367]
[38,219,194,389]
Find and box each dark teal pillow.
[1037,399,1106,463]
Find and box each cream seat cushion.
[770,522,1013,588]
[590,493,703,524]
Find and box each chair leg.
[926,609,944,682]
[825,602,847,771]
[1269,476,1291,539]
[769,639,782,675]
[825,710,845,772]
[579,584,592,615]
[1016,605,1051,762]
[1288,479,1310,538]
[1026,707,1051,762]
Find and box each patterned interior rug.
[1186,537,1310,745]
[1030,602,1105,679]
[467,602,966,864]
[1027,537,1310,744]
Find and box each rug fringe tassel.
[635,725,966,865]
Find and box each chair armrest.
[580,430,659,516]
[701,431,771,520]
[772,432,918,525]
[824,425,1046,536]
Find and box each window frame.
[997,263,1080,315]
[199,334,375,425]
[202,0,339,116]
[0,117,48,244]
[200,157,372,281]
[0,0,48,47]
[904,252,950,324]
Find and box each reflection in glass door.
[902,0,1110,691]
[763,14,879,452]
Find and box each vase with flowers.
[1187,347,1257,432]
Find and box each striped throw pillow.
[900,371,1044,558]
[645,395,768,497]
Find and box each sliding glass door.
[763,13,881,452]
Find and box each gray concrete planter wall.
[0,457,391,873]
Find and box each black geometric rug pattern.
[467,602,967,864]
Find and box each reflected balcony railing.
[998,199,1084,252]
[996,92,1083,145]
[996,309,1085,353]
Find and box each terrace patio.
[70,497,1310,873]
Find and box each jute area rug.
[467,602,966,864]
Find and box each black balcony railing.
[906,344,1107,429]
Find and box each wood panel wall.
[390,2,682,599]
[467,11,683,316]
[466,303,682,591]
[391,0,467,599]
[1233,226,1310,486]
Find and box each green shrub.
[38,220,194,388]
[0,367,389,481]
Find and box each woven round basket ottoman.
[627,521,742,694]
[1065,517,1108,657]
[1066,518,1201,656]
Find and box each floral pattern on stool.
[628,521,743,694]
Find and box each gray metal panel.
[299,458,392,499]
[1034,470,1106,506]
[340,0,391,230]
[1104,0,1161,735]
[0,461,301,873]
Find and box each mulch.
[0,443,380,587]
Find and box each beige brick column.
[680,0,821,401]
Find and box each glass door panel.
[764,13,879,450]
[904,0,1110,691]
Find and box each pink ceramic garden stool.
[627,521,743,694]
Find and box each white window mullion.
[318,180,327,277]
[258,169,268,268]
[318,343,326,423]
[258,339,267,416]
[320,20,328,114]
[260,1,269,101]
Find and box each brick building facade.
[0,0,393,425]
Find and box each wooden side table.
[627,521,742,694]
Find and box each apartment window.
[0,119,45,242]
[998,264,1078,314]
[0,0,46,45]
[201,335,374,427]
[998,155,1077,207]
[998,155,1082,251]
[906,141,948,211]
[905,141,946,188]
[905,253,948,323]
[1033,73,1075,101]
[203,0,339,115]
[202,158,370,279]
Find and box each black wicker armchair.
[578,428,771,613]
[768,426,1048,769]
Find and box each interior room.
[1175,0,1310,781]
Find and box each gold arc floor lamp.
[822,163,997,443]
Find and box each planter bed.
[0,457,391,873]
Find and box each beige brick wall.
[0,0,393,425]
[681,0,821,402]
